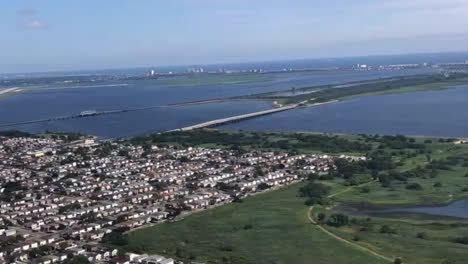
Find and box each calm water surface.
[381,199,468,219]
[0,69,432,138]
[2,101,273,139]
[222,86,468,138]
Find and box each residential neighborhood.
[0,134,364,264]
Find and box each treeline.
[130,130,371,154]
[0,130,35,138]
[0,130,86,142]
[362,134,426,150]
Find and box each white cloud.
[26,20,48,29]
[17,7,50,30]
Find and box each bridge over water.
[170,104,298,131]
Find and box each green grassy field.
[124,183,389,264]
[312,205,468,264]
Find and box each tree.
[380,225,397,234]
[317,213,326,223]
[66,256,91,264]
[454,236,468,245]
[101,231,128,246]
[416,232,428,239]
[326,214,349,227]
[257,183,270,191]
[300,182,331,206]
[299,182,331,199]
[243,224,253,230]
[360,186,371,193]
[406,183,423,191]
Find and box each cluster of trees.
[47,132,85,143]
[299,182,331,206]
[0,235,25,248]
[101,231,129,246]
[377,167,435,188]
[64,256,91,264]
[328,151,395,186]
[94,142,118,157]
[326,214,350,227]
[130,130,372,154]
[0,130,34,138]
[454,236,468,245]
[2,181,26,193]
[427,159,457,171]
[59,203,81,214]
[373,135,426,150]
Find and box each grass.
[335,138,468,205]
[124,183,388,264]
[313,205,468,264]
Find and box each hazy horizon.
[2,51,468,76]
[2,0,468,74]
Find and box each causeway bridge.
[172,104,298,131]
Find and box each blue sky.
[1,0,468,73]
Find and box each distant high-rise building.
[150,70,155,76]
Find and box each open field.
[124,183,389,264]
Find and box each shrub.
[406,183,423,190]
[219,244,234,252]
[360,186,371,193]
[380,225,397,234]
[326,214,349,227]
[454,236,468,245]
[243,224,253,230]
[416,232,428,239]
[317,213,326,223]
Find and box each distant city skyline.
[1,0,468,74]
